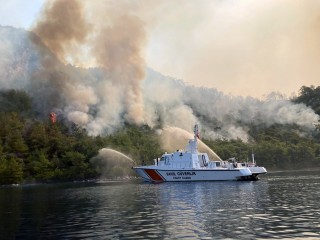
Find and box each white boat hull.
[133,167,252,183]
[248,166,267,175]
[132,124,267,183]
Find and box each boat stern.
[249,166,267,175]
[239,168,252,177]
[237,168,254,181]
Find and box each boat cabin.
[153,150,231,170]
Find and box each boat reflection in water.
[133,124,266,183]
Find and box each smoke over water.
[0,0,319,143]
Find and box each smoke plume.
[30,0,146,132]
[143,69,319,142]
[32,0,90,63]
[91,13,146,124]
[0,0,319,145]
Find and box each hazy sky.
[1,0,320,98]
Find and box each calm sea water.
[1,170,320,239]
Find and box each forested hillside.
[0,90,163,184]
[0,87,319,184]
[205,86,320,170]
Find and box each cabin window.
[165,156,170,165]
[241,163,246,167]
[216,162,221,167]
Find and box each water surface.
[1,170,319,239]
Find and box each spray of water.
[99,148,135,164]
[90,148,136,178]
[159,126,222,161]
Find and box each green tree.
[0,155,23,184]
[4,130,28,154]
[0,89,32,115]
[61,151,90,180]
[25,122,48,151]
[0,112,28,155]
[26,150,54,181]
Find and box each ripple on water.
[3,171,320,239]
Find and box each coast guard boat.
[133,124,266,183]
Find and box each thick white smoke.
[143,69,319,141]
[0,0,319,142]
[183,86,319,140]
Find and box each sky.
[1,0,320,98]
[0,0,43,29]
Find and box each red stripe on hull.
[144,169,164,182]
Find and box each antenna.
[194,123,200,141]
[251,147,255,164]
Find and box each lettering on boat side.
[166,171,196,176]
[173,176,192,180]
[178,171,196,176]
[166,172,176,176]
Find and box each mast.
[194,124,199,141]
[251,148,255,164]
[193,123,199,152]
[186,123,200,153]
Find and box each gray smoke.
[29,0,146,133]
[0,1,319,143]
[143,69,319,141]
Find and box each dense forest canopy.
[0,89,162,184]
[0,86,319,184]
